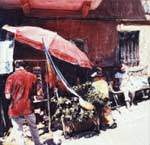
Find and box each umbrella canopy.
[2,25,92,68]
[0,0,102,10]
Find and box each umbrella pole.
[45,61,51,133]
[42,38,94,111]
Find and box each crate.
[61,115,100,138]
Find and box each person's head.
[119,63,127,72]
[14,60,28,71]
[91,70,103,81]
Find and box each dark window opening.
[118,31,139,66]
[70,38,88,54]
[70,38,90,84]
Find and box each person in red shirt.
[5,61,42,145]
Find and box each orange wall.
[18,19,119,67]
[41,20,118,67]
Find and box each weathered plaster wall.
[118,24,150,74]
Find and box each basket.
[61,115,100,138]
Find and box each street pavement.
[1,99,150,145]
[53,99,150,145]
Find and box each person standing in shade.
[114,63,134,109]
[91,70,117,129]
[5,61,43,145]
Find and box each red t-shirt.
[5,69,37,117]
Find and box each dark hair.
[15,61,28,68]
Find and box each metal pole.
[45,60,51,133]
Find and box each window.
[69,38,89,83]
[70,38,88,54]
[0,31,14,74]
[118,31,139,66]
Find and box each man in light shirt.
[91,70,117,129]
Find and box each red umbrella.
[3,25,95,110]
[2,25,92,68]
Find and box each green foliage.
[51,81,104,122]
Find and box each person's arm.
[28,73,37,98]
[31,73,37,84]
[5,75,13,100]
